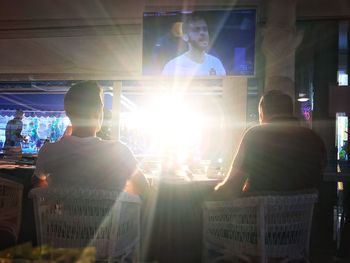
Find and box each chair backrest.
[0,177,23,241]
[29,187,141,261]
[203,191,318,263]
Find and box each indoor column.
[262,0,303,100]
[112,80,122,140]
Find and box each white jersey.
[162,53,226,76]
[34,136,138,191]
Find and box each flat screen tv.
[143,9,256,76]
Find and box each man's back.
[241,119,326,192]
[34,136,138,191]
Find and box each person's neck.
[186,47,205,63]
[71,127,97,138]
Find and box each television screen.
[143,9,256,76]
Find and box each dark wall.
[296,19,339,250]
[296,20,338,158]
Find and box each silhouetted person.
[214,90,326,199]
[4,110,25,148]
[4,110,27,158]
[33,81,149,197]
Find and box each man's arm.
[31,173,49,188]
[5,122,10,138]
[124,170,150,199]
[210,133,249,200]
[32,144,51,187]
[120,145,150,198]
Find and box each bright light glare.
[121,94,204,162]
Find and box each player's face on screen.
[186,19,209,51]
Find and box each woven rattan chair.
[29,187,141,262]
[203,191,318,263]
[0,177,24,243]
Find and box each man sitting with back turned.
[214,90,326,199]
[33,81,149,197]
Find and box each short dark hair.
[259,90,293,118]
[64,81,103,121]
[15,110,24,118]
[182,15,207,34]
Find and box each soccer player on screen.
[162,15,226,76]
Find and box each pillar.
[262,0,303,100]
[111,80,122,140]
[222,77,247,172]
